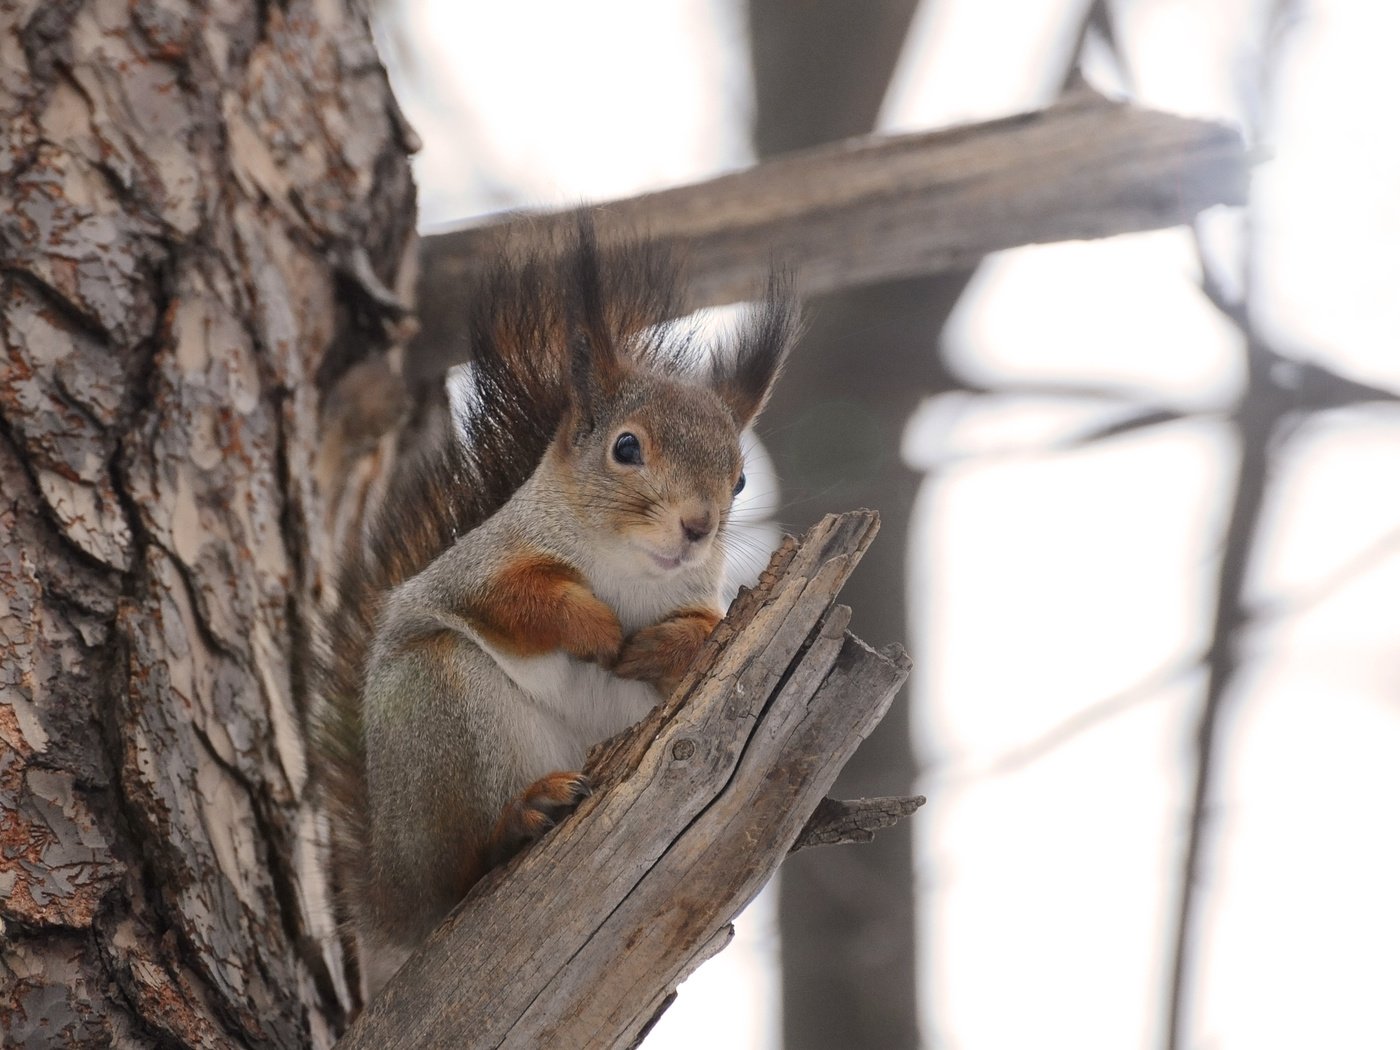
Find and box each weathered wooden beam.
[413,89,1247,360]
[337,511,913,1049]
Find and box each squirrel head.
[551,285,794,578]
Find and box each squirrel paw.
[559,588,624,665]
[614,607,721,695]
[485,771,592,868]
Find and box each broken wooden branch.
[336,511,912,1049]
[792,795,926,852]
[413,88,1248,369]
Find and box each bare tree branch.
[336,512,913,1049]
[792,796,927,851]
[1143,4,1295,1046]
[1163,352,1274,1050]
[967,658,1203,781]
[1251,523,1400,625]
[412,90,1247,371]
[1075,12,1389,1047]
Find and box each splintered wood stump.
[338,510,917,1049]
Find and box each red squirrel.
[313,224,796,994]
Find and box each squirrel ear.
[712,273,799,427]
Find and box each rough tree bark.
[0,1,415,1044]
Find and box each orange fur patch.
[467,553,623,662]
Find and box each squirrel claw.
[485,771,592,868]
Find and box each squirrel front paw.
[557,584,624,665]
[613,606,722,695]
[485,771,593,868]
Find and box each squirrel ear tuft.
[568,331,599,433]
[564,217,627,433]
[712,271,799,427]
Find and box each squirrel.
[312,223,797,996]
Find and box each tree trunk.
[747,5,932,1047]
[0,1,415,1045]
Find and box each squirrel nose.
[680,511,714,544]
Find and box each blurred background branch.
[412,91,1246,371]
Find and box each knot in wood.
[670,738,696,762]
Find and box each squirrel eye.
[733,471,746,496]
[612,432,643,466]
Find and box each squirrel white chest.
[473,560,721,755]
[487,650,658,754]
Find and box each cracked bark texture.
[0,1,416,1046]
